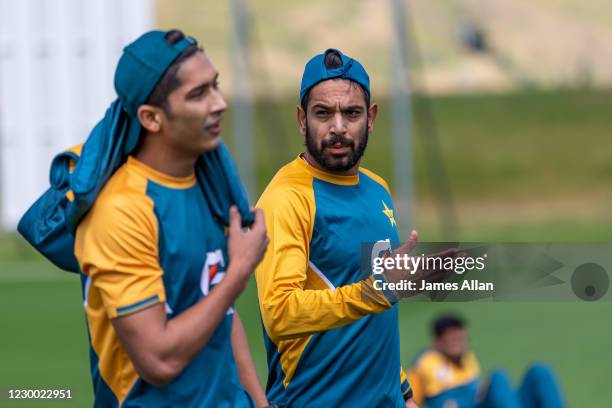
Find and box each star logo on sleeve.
[382,200,396,227]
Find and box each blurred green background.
[2,0,612,406]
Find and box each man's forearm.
[113,265,247,385]
[161,271,244,360]
[232,312,268,407]
[262,275,392,342]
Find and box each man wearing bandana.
[255,49,417,407]
[73,30,269,407]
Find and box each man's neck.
[135,139,197,178]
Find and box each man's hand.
[226,206,269,291]
[405,397,419,408]
[382,230,464,299]
[394,230,420,256]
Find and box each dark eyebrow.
[342,105,365,111]
[310,103,365,112]
[186,72,219,97]
[310,103,333,111]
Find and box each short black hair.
[432,314,466,338]
[145,29,202,115]
[300,49,370,112]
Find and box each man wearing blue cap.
[72,30,269,407]
[255,49,417,407]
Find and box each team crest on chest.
[381,200,396,227]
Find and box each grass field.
[1,89,612,407]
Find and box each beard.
[305,120,369,172]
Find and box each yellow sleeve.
[255,185,393,342]
[75,192,166,319]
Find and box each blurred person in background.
[408,314,566,408]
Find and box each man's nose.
[330,112,347,134]
[210,88,228,113]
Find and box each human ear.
[137,105,163,133]
[367,103,378,133]
[297,105,307,136]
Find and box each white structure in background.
[0,0,152,230]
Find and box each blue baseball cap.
[114,30,196,153]
[299,48,370,103]
[114,30,196,116]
